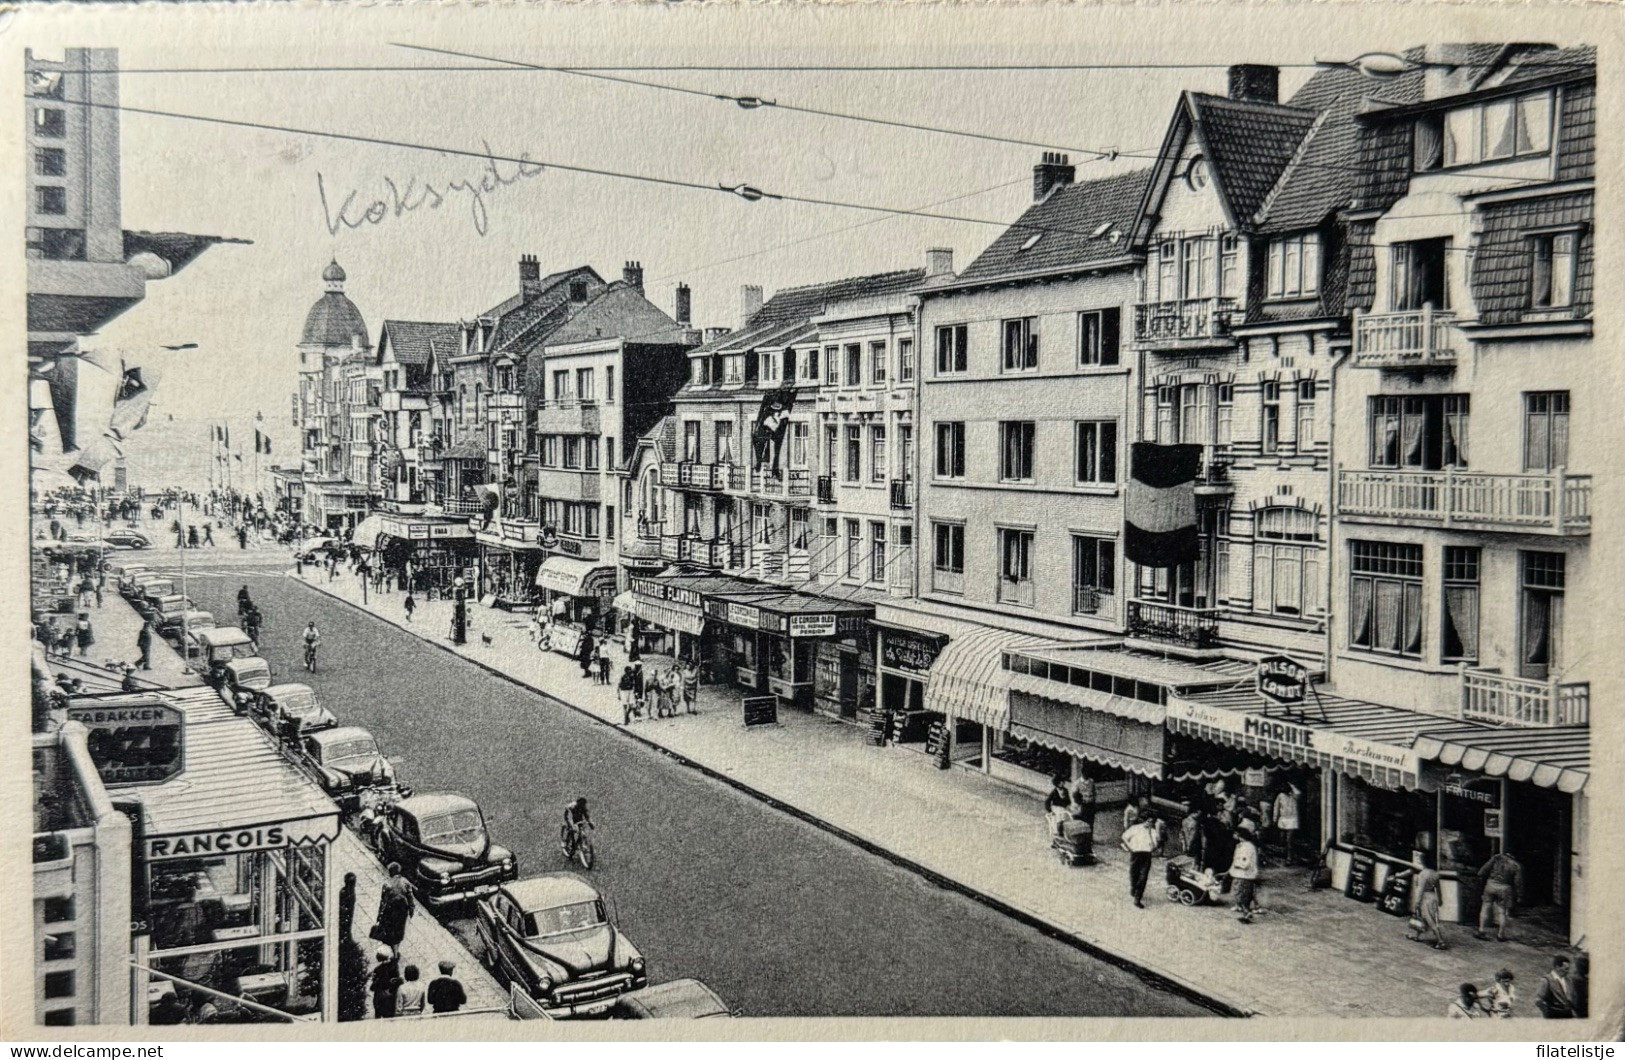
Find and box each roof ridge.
[1188,90,1318,117]
[768,266,924,298]
[1252,106,1333,227]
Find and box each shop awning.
[624,594,705,636]
[922,625,1068,731]
[536,556,615,598]
[1006,672,1166,726]
[1009,691,1166,778]
[1412,725,1589,794]
[705,589,871,638]
[1165,686,1438,791]
[352,514,386,550]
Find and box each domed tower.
[296,260,372,504]
[301,259,370,357]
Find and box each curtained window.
[1441,547,1480,663]
[1349,541,1423,658]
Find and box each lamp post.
[451,575,467,645]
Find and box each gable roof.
[1253,65,1371,233]
[486,266,605,353]
[690,269,926,355]
[543,283,691,348]
[956,167,1151,283]
[1186,92,1319,226]
[378,320,459,367]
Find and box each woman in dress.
[1408,851,1448,950]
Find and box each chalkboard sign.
[889,710,909,744]
[925,721,951,770]
[866,712,890,747]
[1378,867,1414,917]
[1344,850,1378,903]
[742,695,778,729]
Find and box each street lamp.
[451,575,467,645]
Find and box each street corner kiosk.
[703,590,873,714]
[99,687,342,1023]
[536,555,618,657]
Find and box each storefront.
[536,557,617,657]
[874,623,947,741]
[622,574,710,662]
[703,591,872,713]
[377,515,477,595]
[104,688,342,1024]
[475,528,545,610]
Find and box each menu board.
[1378,868,1414,917]
[925,721,951,770]
[1344,850,1378,903]
[867,712,890,747]
[742,695,778,729]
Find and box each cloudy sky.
[14,3,1470,484]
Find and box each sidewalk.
[42,588,203,692]
[307,570,1572,1019]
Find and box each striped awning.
[1412,725,1589,794]
[1007,672,1165,726]
[624,593,705,637]
[921,626,1061,730]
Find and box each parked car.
[221,656,275,709]
[104,529,151,549]
[373,792,517,907]
[190,626,257,684]
[143,594,195,630]
[254,682,337,735]
[294,536,339,562]
[130,576,176,606]
[299,725,396,807]
[473,874,645,1017]
[114,565,154,595]
[159,610,214,648]
[610,979,735,1020]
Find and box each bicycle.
[559,821,595,870]
[303,641,317,673]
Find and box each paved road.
[172,565,1207,1018]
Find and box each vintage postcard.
[4,0,1620,1043]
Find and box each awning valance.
[1010,691,1166,778]
[704,590,871,638]
[922,626,1064,731]
[536,557,615,598]
[1412,725,1588,794]
[1007,672,1165,726]
[352,515,386,550]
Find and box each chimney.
[623,260,644,292]
[519,254,542,301]
[925,248,954,278]
[740,285,764,326]
[675,283,692,325]
[1227,64,1279,104]
[1032,152,1075,202]
[569,280,588,303]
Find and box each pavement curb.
[299,575,1255,1019]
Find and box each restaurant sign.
[67,702,185,786]
[787,614,838,638]
[1256,655,1309,705]
[632,577,702,610]
[145,816,340,861]
[1167,698,1418,776]
[880,630,944,676]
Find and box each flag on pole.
[108,363,159,441]
[263,436,272,456]
[255,429,265,453]
[223,424,230,449]
[1123,442,1202,567]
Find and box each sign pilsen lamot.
[1256,655,1309,705]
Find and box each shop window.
[1369,395,1470,470]
[1441,546,1480,664]
[1078,308,1120,367]
[999,421,1035,483]
[934,422,965,479]
[932,521,964,594]
[1001,317,1039,372]
[1072,535,1115,614]
[1349,541,1423,658]
[1523,391,1570,472]
[935,324,969,375]
[1253,508,1321,618]
[1075,420,1117,484]
[1529,232,1578,310]
[997,527,1035,607]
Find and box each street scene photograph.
[12,1,1620,1040]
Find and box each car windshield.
[525,900,607,937]
[420,810,484,847]
[326,738,378,762]
[280,690,319,716]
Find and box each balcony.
[659,535,694,562]
[816,476,837,504]
[1132,297,1237,350]
[1073,586,1102,614]
[658,536,742,569]
[430,498,485,517]
[1337,469,1590,535]
[488,391,525,411]
[534,467,602,503]
[1195,449,1233,496]
[996,577,1035,609]
[489,518,539,545]
[889,479,914,510]
[1461,668,1589,728]
[535,399,600,435]
[1127,600,1220,650]
[1351,308,1458,368]
[380,391,430,413]
[547,533,601,562]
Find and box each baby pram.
[1164,856,1226,906]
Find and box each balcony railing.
[889,479,914,510]
[816,476,837,504]
[1133,297,1237,348]
[535,399,601,435]
[659,535,694,562]
[1127,600,1220,649]
[1337,469,1590,535]
[1351,308,1458,368]
[1073,586,1102,615]
[676,462,728,491]
[1461,667,1589,728]
[996,577,1035,609]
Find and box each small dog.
[480,633,493,647]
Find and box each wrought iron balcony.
[816,475,837,504]
[1460,667,1589,728]
[1337,469,1590,535]
[1132,297,1237,349]
[889,479,914,510]
[1351,308,1458,368]
[1127,600,1220,649]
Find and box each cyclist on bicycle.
[237,585,253,616]
[302,622,320,669]
[562,797,592,850]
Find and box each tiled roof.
[543,283,690,347]
[691,269,926,354]
[1470,190,1593,326]
[488,267,605,352]
[379,320,459,366]
[1255,66,1370,233]
[1499,43,1594,86]
[1187,92,1317,225]
[957,168,1150,282]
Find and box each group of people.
[336,866,468,1021]
[1448,954,1587,1019]
[617,659,700,724]
[1407,847,1525,951]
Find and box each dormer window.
[1530,230,1579,309]
[1266,232,1321,299]
[1415,90,1553,171]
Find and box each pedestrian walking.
[1475,849,1523,941]
[1121,816,1158,909]
[136,618,154,670]
[578,632,595,679]
[93,570,103,608]
[618,665,639,724]
[370,863,415,949]
[682,660,699,714]
[1448,982,1488,1019]
[237,526,248,549]
[1123,795,1150,833]
[1535,955,1579,1019]
[369,946,402,1019]
[78,575,94,609]
[1273,781,1302,864]
[1488,969,1517,1018]
[1228,823,1261,923]
[426,961,467,1014]
[395,965,426,1016]
[74,613,95,658]
[203,523,215,547]
[404,592,416,623]
[338,872,357,941]
[632,661,647,716]
[187,525,199,548]
[596,649,611,685]
[1407,853,1448,950]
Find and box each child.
[1488,969,1516,1018]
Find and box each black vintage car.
[371,792,517,907]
